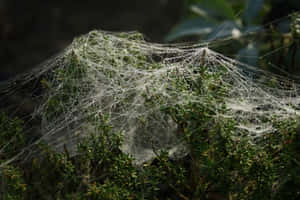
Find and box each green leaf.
[243,0,264,25]
[190,5,223,22]
[165,18,215,42]
[191,0,236,20]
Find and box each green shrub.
[0,166,26,200]
[0,105,299,199]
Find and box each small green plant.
[0,113,27,200]
[0,113,25,163]
[0,166,26,200]
[43,50,89,121]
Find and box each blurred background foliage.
[0,0,299,80]
[166,0,300,75]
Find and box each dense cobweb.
[1,27,300,165]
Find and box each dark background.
[0,0,299,82]
[0,0,184,81]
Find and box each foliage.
[0,14,300,199]
[165,0,265,42]
[0,113,26,163]
[166,0,300,72]
[43,50,89,121]
[1,66,299,199]
[0,166,26,200]
[0,115,186,200]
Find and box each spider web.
[0,27,299,166]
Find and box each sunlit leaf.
[191,0,236,20]
[165,18,215,42]
[244,25,263,35]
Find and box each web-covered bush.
[0,30,299,199]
